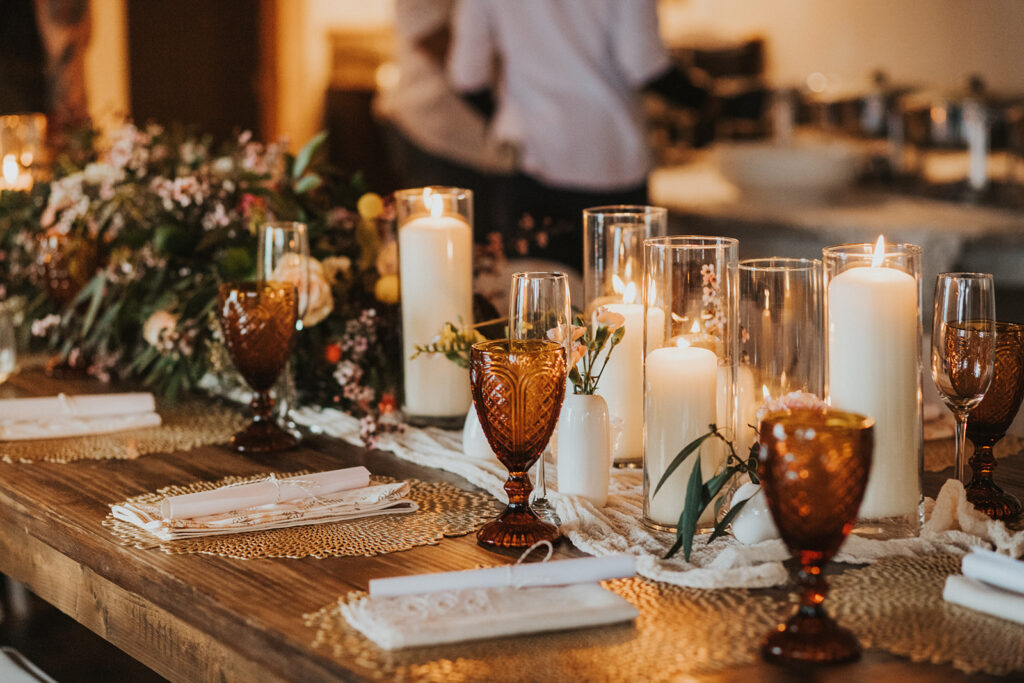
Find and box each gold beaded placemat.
[104,473,498,560]
[0,400,249,464]
[304,553,1024,680]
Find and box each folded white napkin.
[343,583,639,650]
[943,548,1024,625]
[962,547,1024,594]
[0,392,161,441]
[370,553,636,597]
[162,466,371,519]
[943,576,1024,626]
[111,469,416,542]
[0,647,57,683]
[343,554,638,650]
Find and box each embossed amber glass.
[759,408,874,665]
[966,322,1024,520]
[218,282,298,453]
[470,339,566,548]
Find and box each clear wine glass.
[509,271,572,526]
[257,222,310,438]
[931,273,996,484]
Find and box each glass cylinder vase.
[642,236,738,531]
[395,186,474,427]
[582,206,668,467]
[736,258,824,453]
[823,240,923,538]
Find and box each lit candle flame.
[623,281,637,304]
[762,384,771,402]
[676,337,691,349]
[612,273,624,295]
[428,192,444,218]
[2,155,18,186]
[690,320,701,334]
[871,235,886,268]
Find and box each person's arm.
[447,0,497,120]
[642,64,712,111]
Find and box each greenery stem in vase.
[553,308,626,395]
[656,390,828,561]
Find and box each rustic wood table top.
[0,371,1021,682]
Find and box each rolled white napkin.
[962,547,1024,595]
[0,392,161,441]
[943,575,1024,625]
[161,466,371,519]
[112,469,415,542]
[0,392,155,421]
[369,554,635,597]
[342,583,639,650]
[0,412,162,441]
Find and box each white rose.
[321,256,351,284]
[271,254,334,327]
[143,310,179,347]
[83,162,124,186]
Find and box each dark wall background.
[127,0,262,139]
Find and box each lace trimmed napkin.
[342,551,638,650]
[0,392,161,441]
[111,467,417,541]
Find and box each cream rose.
[143,310,179,348]
[271,254,334,327]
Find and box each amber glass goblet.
[759,408,874,665]
[470,339,566,548]
[965,322,1024,520]
[218,282,298,453]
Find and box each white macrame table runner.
[293,406,1024,589]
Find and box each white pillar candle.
[644,344,719,526]
[596,303,664,464]
[828,265,920,520]
[399,207,473,418]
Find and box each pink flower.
[546,324,585,345]
[594,307,626,334]
[569,342,587,368]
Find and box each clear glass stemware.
[509,271,572,526]
[931,272,996,484]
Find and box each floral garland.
[0,122,402,431]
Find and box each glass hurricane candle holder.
[642,236,738,531]
[583,206,668,467]
[470,339,567,548]
[0,113,46,191]
[759,408,874,665]
[395,186,474,428]
[736,258,824,453]
[824,239,923,539]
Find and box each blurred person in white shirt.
[376,0,514,241]
[448,0,708,270]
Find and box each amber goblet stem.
[796,565,829,620]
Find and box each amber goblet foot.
[470,340,566,549]
[966,322,1024,521]
[758,409,875,666]
[218,281,298,454]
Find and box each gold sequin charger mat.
[0,399,249,464]
[105,473,498,559]
[305,553,1024,680]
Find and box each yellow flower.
[375,274,400,304]
[357,192,384,221]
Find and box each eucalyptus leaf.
[292,130,328,180]
[653,431,714,497]
[677,455,708,561]
[81,276,106,336]
[294,173,323,195]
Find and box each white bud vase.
[556,393,610,506]
[462,404,499,463]
[729,481,780,544]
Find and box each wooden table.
[0,371,1021,682]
